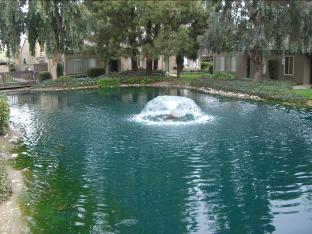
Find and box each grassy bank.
[187,77,309,105]
[293,89,312,100]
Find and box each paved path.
[293,84,312,89]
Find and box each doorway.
[109,59,119,72]
[247,57,251,78]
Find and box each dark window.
[284,56,294,75]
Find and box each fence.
[16,63,48,72]
[0,71,38,89]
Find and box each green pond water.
[8,87,312,234]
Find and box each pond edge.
[0,129,27,233]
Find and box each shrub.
[120,77,156,85]
[190,78,307,103]
[69,74,88,79]
[9,64,16,72]
[57,63,63,77]
[39,71,52,82]
[0,95,9,135]
[117,69,166,78]
[37,77,99,88]
[119,75,165,85]
[0,158,11,202]
[57,75,72,83]
[97,77,120,88]
[86,67,106,77]
[211,71,235,80]
[201,61,213,70]
[268,60,279,80]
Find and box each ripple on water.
[7,88,312,234]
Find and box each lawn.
[294,89,312,100]
[180,72,210,82]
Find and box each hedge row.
[39,71,52,82]
[86,67,106,77]
[97,76,164,88]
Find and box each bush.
[0,95,9,135]
[69,74,88,79]
[39,71,52,82]
[37,77,99,88]
[201,61,213,70]
[268,60,279,80]
[211,71,235,80]
[190,78,307,103]
[57,63,63,77]
[0,159,11,202]
[117,69,166,78]
[9,64,16,72]
[57,75,72,83]
[120,77,156,85]
[86,67,106,77]
[97,77,120,88]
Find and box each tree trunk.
[131,57,138,71]
[49,2,62,81]
[176,55,184,79]
[248,50,268,81]
[146,58,153,74]
[49,53,62,80]
[105,59,109,75]
[253,63,266,81]
[153,59,158,71]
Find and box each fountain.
[133,96,211,125]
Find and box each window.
[89,58,96,68]
[214,56,225,71]
[284,56,294,75]
[72,59,83,74]
[226,56,236,72]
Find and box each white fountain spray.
[133,96,211,125]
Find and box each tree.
[155,1,207,79]
[0,0,24,58]
[83,1,120,74]
[86,0,142,72]
[137,1,168,73]
[27,0,86,80]
[200,0,312,81]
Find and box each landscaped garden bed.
[32,70,312,107]
[33,70,167,89]
[189,77,309,105]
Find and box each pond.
[8,87,312,233]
